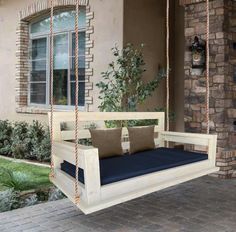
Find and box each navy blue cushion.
[61,148,208,186]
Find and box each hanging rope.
[74,0,80,203]
[166,0,170,132]
[49,0,55,178]
[205,0,210,134]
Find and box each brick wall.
[16,0,94,114]
[182,0,236,178]
[16,21,29,109]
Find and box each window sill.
[16,106,84,115]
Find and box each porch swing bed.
[49,112,219,215]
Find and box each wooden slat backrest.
[48,112,165,142]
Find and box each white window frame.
[28,11,86,111]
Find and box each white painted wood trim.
[160,131,217,161]
[48,112,165,122]
[48,112,219,215]
[53,162,219,214]
[61,125,162,141]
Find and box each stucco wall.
[123,0,166,111]
[0,0,41,122]
[90,0,124,111]
[123,0,185,131]
[0,0,124,122]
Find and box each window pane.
[30,70,46,82]
[71,56,85,68]
[30,38,47,82]
[54,34,68,70]
[31,9,86,35]
[71,82,85,106]
[30,83,46,104]
[31,60,46,82]
[70,68,85,82]
[31,38,47,60]
[54,10,86,31]
[72,32,86,56]
[71,32,86,82]
[53,34,68,105]
[31,19,49,36]
[53,70,68,105]
[32,60,46,71]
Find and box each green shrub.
[23,194,38,207]
[0,120,51,162]
[0,189,20,212]
[27,121,50,161]
[11,122,30,159]
[0,120,13,155]
[32,128,51,162]
[48,188,65,201]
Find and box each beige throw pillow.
[89,128,123,159]
[128,126,155,154]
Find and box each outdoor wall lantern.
[190,36,206,75]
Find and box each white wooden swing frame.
[48,0,219,215]
[49,111,219,215]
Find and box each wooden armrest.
[53,141,99,168]
[160,131,217,146]
[53,141,101,204]
[159,131,217,165]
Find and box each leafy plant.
[27,121,51,162]
[0,168,32,191]
[27,120,46,160]
[0,158,51,192]
[0,120,13,155]
[23,194,38,207]
[0,189,20,212]
[0,120,51,162]
[32,128,51,162]
[11,122,30,159]
[96,43,166,113]
[48,188,65,201]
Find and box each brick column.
[182,0,236,178]
[16,21,29,109]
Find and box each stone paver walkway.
[0,176,236,232]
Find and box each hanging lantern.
[190,36,206,75]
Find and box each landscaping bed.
[0,157,64,213]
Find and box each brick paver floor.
[0,176,235,232]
